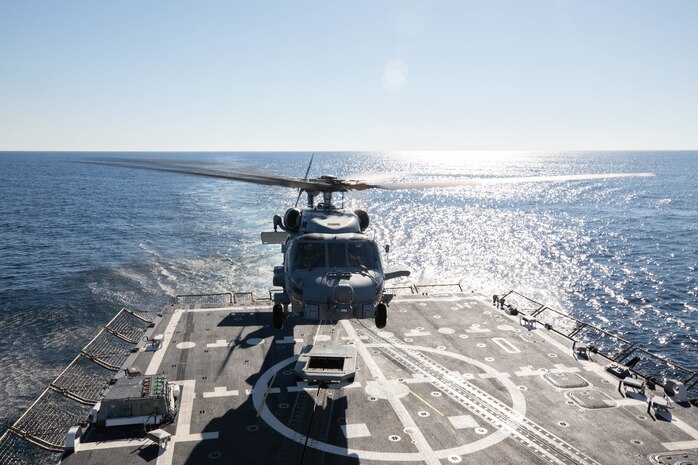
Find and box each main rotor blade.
[82,158,327,190]
[363,172,655,190]
[81,158,655,193]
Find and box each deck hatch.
[294,344,357,383]
[307,356,345,371]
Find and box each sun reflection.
[383,150,537,164]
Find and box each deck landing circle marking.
[176,342,196,349]
[252,346,526,461]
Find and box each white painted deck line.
[404,330,432,337]
[341,423,371,438]
[202,386,240,398]
[514,366,547,377]
[286,383,317,393]
[661,439,698,451]
[466,326,491,334]
[402,377,432,384]
[146,309,183,376]
[448,415,479,429]
[76,437,152,452]
[491,337,520,354]
[549,364,582,374]
[175,432,219,442]
[206,339,230,348]
[276,336,304,344]
[156,380,219,465]
[478,372,511,380]
[245,387,280,395]
[614,398,647,407]
[341,320,441,465]
[672,416,698,441]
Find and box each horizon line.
[2,148,698,153]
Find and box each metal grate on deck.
[81,331,136,371]
[0,308,154,462]
[104,309,153,344]
[50,355,114,405]
[0,432,60,465]
[9,390,89,452]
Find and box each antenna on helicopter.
[295,154,314,208]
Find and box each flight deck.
[3,288,698,465]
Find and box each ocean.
[0,151,696,432]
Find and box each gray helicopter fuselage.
[278,207,384,322]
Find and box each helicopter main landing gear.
[273,304,284,330]
[375,303,387,329]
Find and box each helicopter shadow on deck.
[182,312,358,465]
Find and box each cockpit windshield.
[348,241,379,269]
[291,240,380,271]
[293,242,325,270]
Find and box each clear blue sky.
[1,1,696,151]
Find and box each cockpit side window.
[348,241,379,270]
[293,241,326,270]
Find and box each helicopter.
[86,157,653,330]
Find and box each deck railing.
[500,290,698,396]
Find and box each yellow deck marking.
[407,387,445,416]
[257,373,277,417]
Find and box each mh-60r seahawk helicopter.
[89,157,653,330]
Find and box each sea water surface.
[1,151,697,431]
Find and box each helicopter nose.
[334,284,354,304]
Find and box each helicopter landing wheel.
[273,304,284,330]
[375,303,387,329]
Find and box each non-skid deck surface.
[62,293,698,465]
